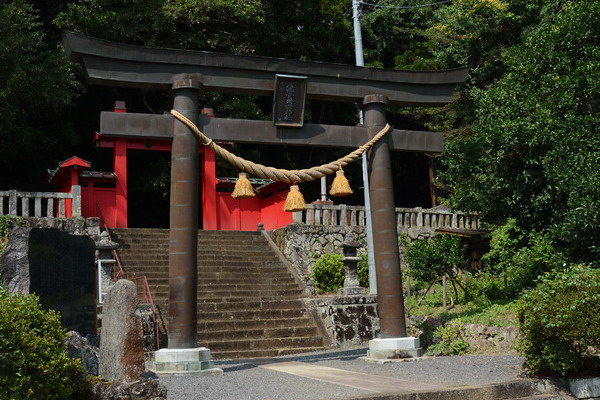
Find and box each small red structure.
[49,102,292,230]
[48,156,118,224]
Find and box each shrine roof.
[48,169,116,184]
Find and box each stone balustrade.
[293,204,480,230]
[0,186,81,218]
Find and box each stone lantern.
[340,232,365,295]
[95,230,119,304]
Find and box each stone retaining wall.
[1,217,101,294]
[305,295,380,347]
[407,315,518,354]
[268,223,437,288]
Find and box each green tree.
[442,0,600,265]
[405,235,469,302]
[0,0,80,190]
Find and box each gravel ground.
[159,348,525,400]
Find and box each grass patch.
[405,284,518,327]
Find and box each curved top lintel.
[61,30,469,105]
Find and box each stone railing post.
[71,185,82,217]
[8,190,17,215]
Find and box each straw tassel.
[231,172,255,199]
[330,168,353,197]
[283,185,306,212]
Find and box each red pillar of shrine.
[113,101,128,228]
[200,108,217,230]
[202,147,217,230]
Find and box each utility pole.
[352,0,377,294]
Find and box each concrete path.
[259,361,441,393]
[159,348,526,400]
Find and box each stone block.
[1,227,31,294]
[340,286,366,295]
[151,348,223,375]
[154,348,211,363]
[367,337,423,359]
[66,331,99,376]
[99,279,145,382]
[569,377,600,399]
[369,337,420,350]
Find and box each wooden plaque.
[273,74,307,127]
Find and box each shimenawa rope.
[171,109,391,184]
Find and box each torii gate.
[62,31,467,369]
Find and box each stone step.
[200,326,318,341]
[198,317,316,332]
[198,299,304,312]
[198,308,307,321]
[209,346,326,360]
[120,260,284,268]
[111,228,325,359]
[200,335,324,352]
[119,255,281,264]
[125,273,296,284]
[147,283,300,292]
[126,272,296,282]
[150,291,304,302]
[198,283,300,291]
[199,289,304,298]
[128,272,294,281]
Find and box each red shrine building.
[48,102,292,231]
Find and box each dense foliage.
[0,0,80,190]
[517,265,600,375]
[441,0,600,266]
[0,287,88,400]
[478,220,567,296]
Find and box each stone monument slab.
[99,279,145,382]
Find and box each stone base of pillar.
[365,337,423,360]
[149,347,223,375]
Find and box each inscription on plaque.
[273,74,307,127]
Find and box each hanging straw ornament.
[330,166,353,197]
[231,172,256,199]
[283,185,306,212]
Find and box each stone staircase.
[109,228,326,359]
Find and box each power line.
[360,0,452,10]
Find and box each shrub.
[517,265,600,375]
[428,320,470,356]
[357,253,369,288]
[0,287,89,400]
[311,253,370,293]
[311,254,344,293]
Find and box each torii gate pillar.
[169,79,200,349]
[154,79,222,374]
[364,94,422,358]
